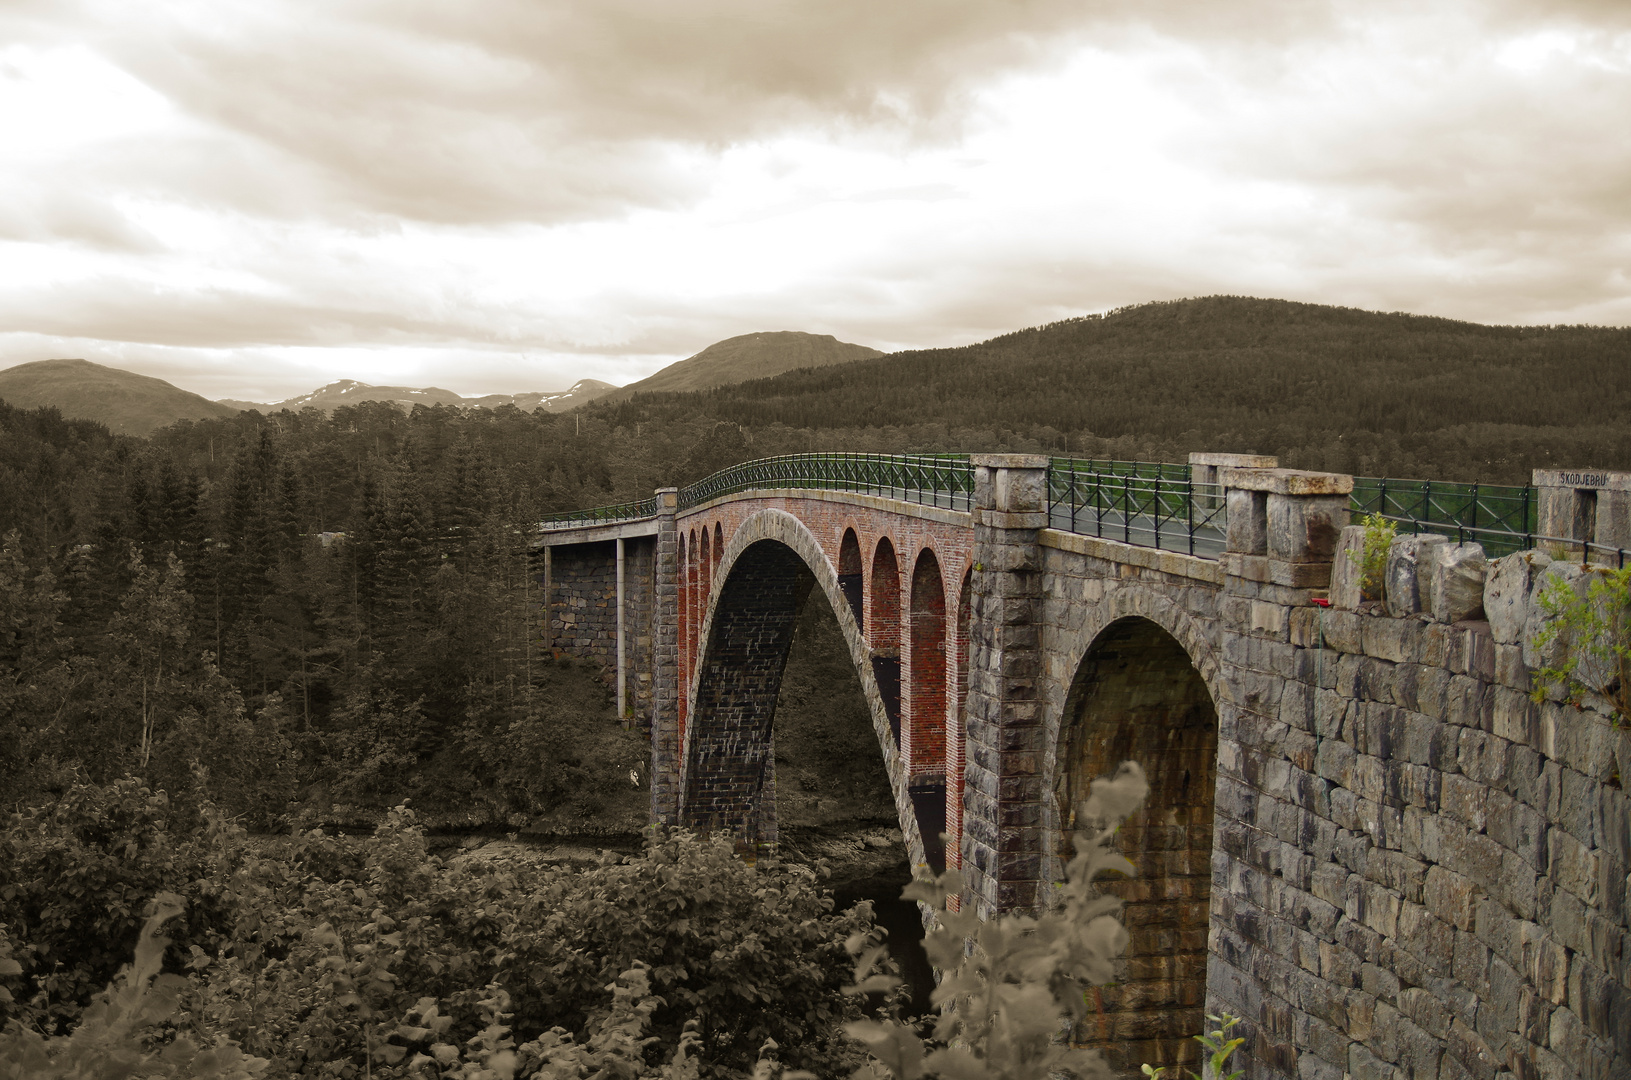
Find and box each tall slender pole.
[615,537,627,724]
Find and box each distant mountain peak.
[603,330,883,401]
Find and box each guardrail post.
[1533,469,1631,562]
[965,453,1050,918]
[650,487,681,823]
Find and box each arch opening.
[1055,617,1218,1077]
[700,525,713,606]
[868,537,902,742]
[838,529,864,626]
[907,549,948,874]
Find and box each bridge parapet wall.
[1208,535,1631,1080]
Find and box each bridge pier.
[651,488,681,823]
[963,454,1051,917]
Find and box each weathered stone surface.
[1269,493,1351,565]
[1331,525,1367,610]
[1485,552,1550,645]
[1227,487,1269,555]
[1521,561,1584,671]
[1431,543,1488,624]
[1386,534,1449,618]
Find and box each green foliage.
[1359,513,1396,602]
[844,761,1150,1080]
[0,778,241,1034]
[1530,566,1631,723]
[1,781,878,1079]
[0,893,269,1079]
[1142,1014,1245,1080]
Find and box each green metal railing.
[537,454,1604,564]
[677,453,974,511]
[1046,459,1227,558]
[538,496,659,529]
[1350,477,1537,558]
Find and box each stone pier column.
[964,454,1049,918]
[1209,466,1351,1077]
[650,488,681,823]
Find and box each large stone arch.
[678,509,933,870]
[1041,585,1225,1078]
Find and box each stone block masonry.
[537,535,656,721]
[1208,533,1631,1080]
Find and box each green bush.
[0,894,268,1079]
[844,761,1150,1080]
[1531,565,1631,723]
[0,780,881,1079]
[1359,513,1396,601]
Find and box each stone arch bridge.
[536,452,1631,1080]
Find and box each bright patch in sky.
[0,1,1626,402]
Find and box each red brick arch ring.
[676,507,936,871]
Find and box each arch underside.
[677,511,936,874]
[679,540,813,841]
[1056,615,1219,1077]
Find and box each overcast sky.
[0,0,1627,402]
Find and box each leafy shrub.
[0,893,268,1079]
[0,778,240,1034]
[1359,513,1396,601]
[1531,565,1631,723]
[844,761,1150,1080]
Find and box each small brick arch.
[869,536,903,740]
[1042,588,1223,1077]
[950,569,972,879]
[679,509,934,872]
[838,528,864,625]
[700,524,712,603]
[907,548,949,873]
[677,531,690,737]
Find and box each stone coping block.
[1188,452,1280,469]
[1532,469,1631,491]
[970,453,1050,469]
[1040,528,1225,584]
[1219,467,1355,495]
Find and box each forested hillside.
[591,296,1631,483]
[0,397,904,828]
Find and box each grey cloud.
[0,182,160,251]
[65,0,1345,226]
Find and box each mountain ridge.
[0,359,240,436]
[219,378,618,415]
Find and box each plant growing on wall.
[1530,565,1631,724]
[1359,513,1396,601]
